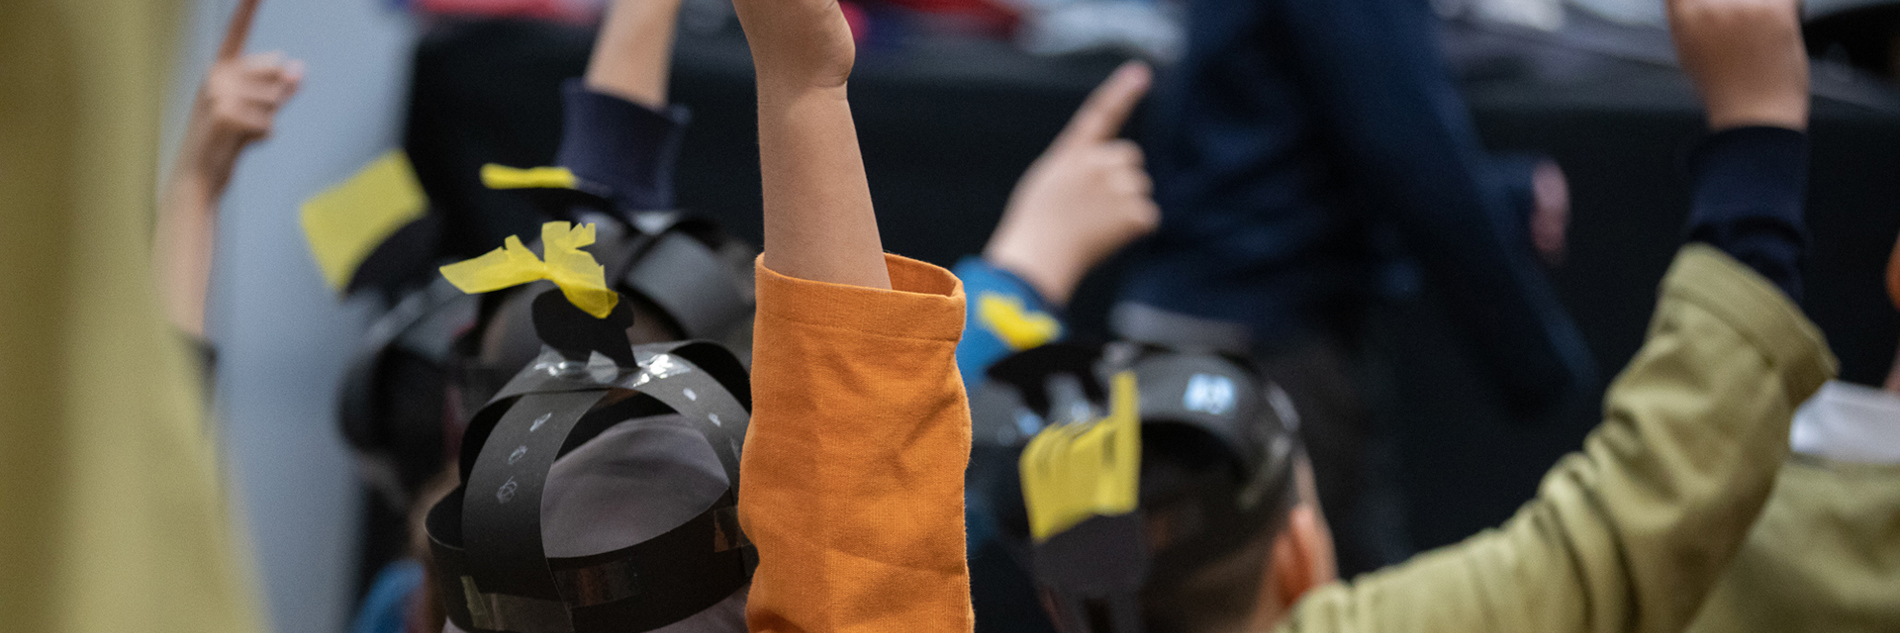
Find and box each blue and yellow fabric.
[954,257,1066,387]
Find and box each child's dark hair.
[970,343,1303,633]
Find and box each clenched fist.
[986,62,1159,305]
[731,0,859,96]
[1668,0,1809,130]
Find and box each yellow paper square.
[300,150,427,291]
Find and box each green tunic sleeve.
[1275,245,1837,633]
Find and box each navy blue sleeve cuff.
[955,256,1061,314]
[1686,126,1809,301]
[1489,152,1542,226]
[553,80,691,212]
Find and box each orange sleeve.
[741,253,975,633]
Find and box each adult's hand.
[1667,0,1809,130]
[1886,233,1899,392]
[1529,159,1570,266]
[985,61,1159,305]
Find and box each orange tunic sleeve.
[741,253,975,633]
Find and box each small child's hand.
[179,0,301,191]
[731,0,858,95]
[986,62,1159,305]
[157,0,298,338]
[1667,0,1808,130]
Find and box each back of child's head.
[427,232,758,633]
[970,343,1302,633]
[1134,425,1280,633]
[440,413,748,633]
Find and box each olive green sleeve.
[1276,245,1837,633]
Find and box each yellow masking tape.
[438,221,619,319]
[978,292,1063,351]
[299,150,428,291]
[1021,371,1141,542]
[481,164,579,190]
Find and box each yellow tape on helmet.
[1020,371,1141,542]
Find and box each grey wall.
[168,1,418,632]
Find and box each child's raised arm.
[731,5,973,633]
[582,0,682,110]
[731,0,889,289]
[156,0,302,338]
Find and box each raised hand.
[583,0,684,109]
[730,0,858,96]
[1667,0,1808,130]
[158,0,301,337]
[984,62,1158,305]
[734,0,889,289]
[180,0,302,191]
[1529,159,1570,266]
[1887,234,1899,392]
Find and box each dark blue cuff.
[1686,126,1809,301]
[1489,152,1542,227]
[553,80,690,213]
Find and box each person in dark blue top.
[1095,0,1597,575]
[1119,0,1592,419]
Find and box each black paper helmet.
[337,193,755,515]
[968,342,1302,633]
[427,292,756,632]
[337,276,479,513]
[460,169,756,413]
[424,223,756,633]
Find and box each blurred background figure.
[1112,0,1593,577]
[0,0,265,631]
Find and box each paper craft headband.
[971,343,1302,633]
[427,223,757,633]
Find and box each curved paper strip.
[978,292,1063,351]
[1021,371,1142,542]
[480,164,580,190]
[437,222,619,318]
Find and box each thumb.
[1053,61,1152,150]
[217,0,263,61]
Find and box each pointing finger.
[1054,60,1153,150]
[217,0,263,61]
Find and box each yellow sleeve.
[1684,458,1900,633]
[741,254,975,633]
[1277,245,1837,633]
[0,1,264,631]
